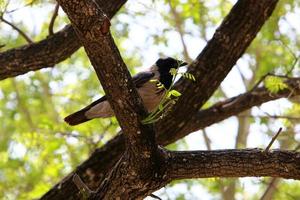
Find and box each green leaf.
[182,72,196,81]
[169,90,182,97]
[264,76,288,93]
[169,68,177,76]
[158,103,163,111]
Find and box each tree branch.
[167,149,300,180]
[157,0,279,144]
[57,0,160,198]
[73,148,300,199]
[264,128,283,153]
[48,3,60,35]
[0,25,78,79]
[0,16,33,43]
[57,0,157,154]
[0,0,126,80]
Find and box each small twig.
[72,174,93,198]
[264,127,283,153]
[249,73,271,93]
[56,132,88,139]
[286,56,299,76]
[48,3,59,35]
[203,129,211,151]
[0,16,33,43]
[149,194,162,200]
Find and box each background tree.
[0,0,300,199]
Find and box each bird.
[64,57,188,126]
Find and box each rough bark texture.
[0,25,78,79]
[218,110,251,200]
[168,149,300,180]
[57,0,166,199]
[57,0,152,143]
[0,0,126,80]
[89,148,169,200]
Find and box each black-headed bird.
[64,57,188,125]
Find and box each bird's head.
[152,57,188,89]
[155,57,188,75]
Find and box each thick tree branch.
[167,149,300,180]
[58,0,162,199]
[57,0,153,146]
[66,148,300,199]
[88,148,300,199]
[0,0,126,80]
[157,0,279,143]
[0,25,78,79]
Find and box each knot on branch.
[100,16,111,35]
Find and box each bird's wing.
[65,72,155,125]
[132,71,155,88]
[64,96,107,125]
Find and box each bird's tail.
[64,96,107,126]
[64,109,91,126]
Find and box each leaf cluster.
[142,68,195,124]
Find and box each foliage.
[264,76,288,93]
[142,67,195,124]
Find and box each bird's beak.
[179,61,188,67]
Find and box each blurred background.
[0,0,300,199]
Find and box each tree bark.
[57,0,166,199]
[0,0,126,80]
[168,149,300,180]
